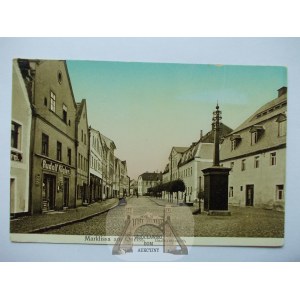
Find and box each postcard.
[10,59,286,255]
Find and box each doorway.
[63,177,69,208]
[245,185,254,206]
[10,178,15,213]
[42,174,56,211]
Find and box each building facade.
[18,59,78,214]
[10,60,32,217]
[89,127,104,202]
[162,124,232,202]
[138,172,162,196]
[101,134,116,199]
[220,87,287,209]
[76,99,89,206]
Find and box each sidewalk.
[10,198,119,233]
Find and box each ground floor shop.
[77,174,89,206]
[90,174,102,202]
[31,156,76,214]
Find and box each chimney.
[200,130,203,140]
[277,86,287,97]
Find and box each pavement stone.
[10,198,119,233]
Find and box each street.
[45,196,284,238]
[46,196,195,237]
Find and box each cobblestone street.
[43,196,284,239]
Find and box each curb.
[28,200,119,234]
[149,197,178,207]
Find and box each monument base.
[207,210,231,216]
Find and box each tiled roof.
[139,172,162,181]
[75,99,86,122]
[173,146,189,153]
[220,89,287,161]
[200,123,233,143]
[231,92,287,134]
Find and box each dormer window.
[249,125,264,145]
[230,134,241,151]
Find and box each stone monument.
[202,104,231,216]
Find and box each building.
[100,134,116,199]
[220,87,287,209]
[162,124,232,202]
[113,157,121,197]
[75,99,89,206]
[138,172,162,196]
[89,127,104,202]
[130,179,138,196]
[120,161,129,196]
[10,60,32,217]
[18,59,78,214]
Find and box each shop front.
[32,156,75,214]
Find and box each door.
[10,178,15,214]
[246,185,254,206]
[42,175,56,211]
[63,177,69,207]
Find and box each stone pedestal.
[202,166,231,215]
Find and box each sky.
[67,60,287,180]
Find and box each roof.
[75,99,87,123]
[100,133,116,150]
[139,172,162,181]
[173,146,189,153]
[231,92,287,134]
[220,88,287,161]
[200,123,233,143]
[179,142,214,166]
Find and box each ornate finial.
[216,101,219,110]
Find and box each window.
[240,186,243,191]
[270,152,276,166]
[11,122,21,149]
[42,133,49,156]
[58,71,63,84]
[63,104,67,123]
[251,131,258,145]
[67,148,71,165]
[57,141,62,161]
[50,91,56,112]
[84,134,87,145]
[278,120,287,137]
[44,97,47,106]
[254,156,260,168]
[81,130,84,142]
[276,185,284,200]
[231,140,236,151]
[241,159,246,171]
[229,187,233,197]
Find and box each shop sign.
[42,159,71,176]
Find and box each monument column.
[202,104,231,216]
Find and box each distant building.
[220,87,287,209]
[130,179,138,196]
[138,172,162,196]
[162,124,232,202]
[10,60,32,217]
[18,59,77,213]
[101,134,116,199]
[89,127,104,202]
[76,99,89,206]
